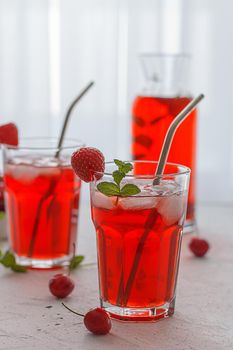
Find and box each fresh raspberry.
[49,274,75,298]
[84,308,112,335]
[71,147,105,182]
[62,303,112,336]
[0,123,18,146]
[189,237,209,257]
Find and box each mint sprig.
[97,159,141,197]
[0,250,27,272]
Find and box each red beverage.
[3,138,83,268]
[4,164,80,260]
[4,162,80,264]
[92,200,182,308]
[132,96,196,223]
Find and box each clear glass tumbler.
[90,161,190,321]
[3,138,84,268]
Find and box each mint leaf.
[113,171,124,186]
[1,250,15,267]
[114,159,124,168]
[121,163,133,174]
[0,250,27,272]
[120,184,141,197]
[114,159,133,174]
[97,182,120,196]
[11,264,27,273]
[69,255,84,271]
[0,211,4,220]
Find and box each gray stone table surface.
[0,203,233,350]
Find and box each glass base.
[184,218,196,234]
[101,298,176,322]
[15,254,72,269]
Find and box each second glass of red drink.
[3,138,84,269]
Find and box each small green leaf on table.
[0,250,27,272]
[11,264,28,273]
[69,255,85,271]
[1,250,15,267]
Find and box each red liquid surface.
[91,195,183,308]
[132,96,197,222]
[4,163,80,260]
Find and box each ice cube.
[119,195,159,210]
[34,157,60,168]
[6,164,40,182]
[151,179,181,196]
[92,191,117,209]
[157,193,186,225]
[37,167,61,177]
[121,178,181,197]
[121,178,152,187]
[6,163,60,183]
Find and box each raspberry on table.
[189,237,210,257]
[62,302,112,336]
[84,308,112,335]
[49,274,75,298]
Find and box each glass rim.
[2,137,85,151]
[139,52,191,59]
[94,160,191,179]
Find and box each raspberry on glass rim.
[71,147,105,182]
[0,122,18,147]
[0,123,19,213]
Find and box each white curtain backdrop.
[0,0,232,204]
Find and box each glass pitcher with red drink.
[131,54,197,231]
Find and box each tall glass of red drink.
[132,54,197,231]
[90,161,190,321]
[3,138,84,269]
